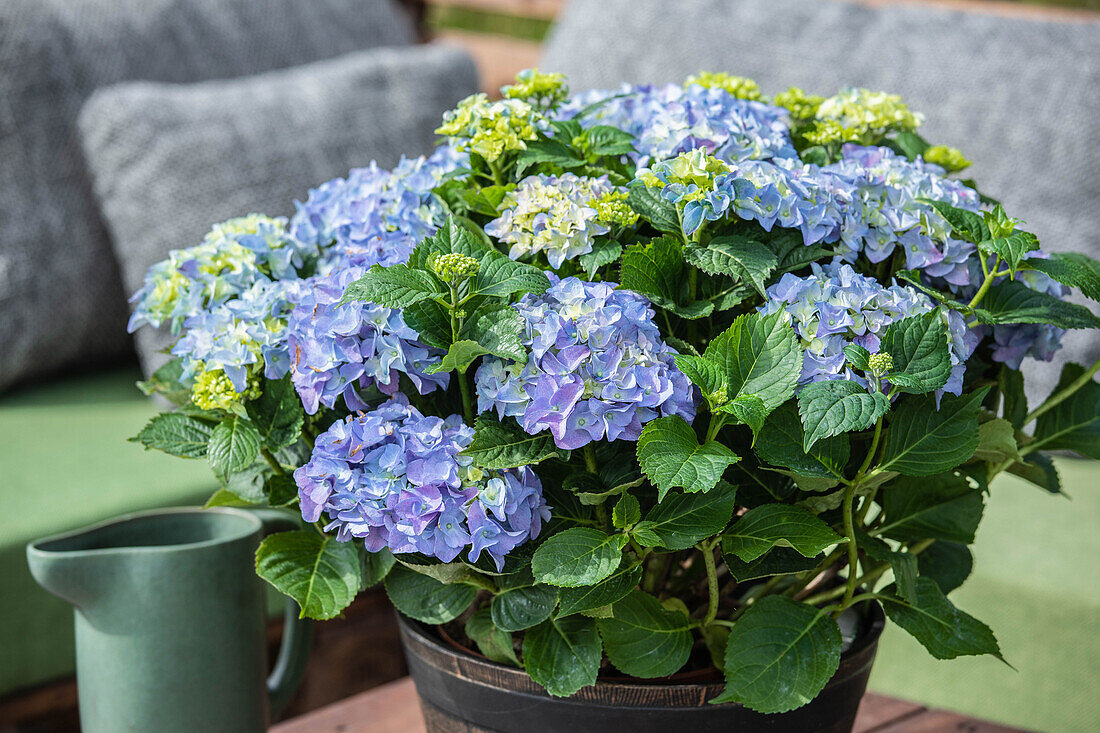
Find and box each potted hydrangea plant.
[130,69,1100,732]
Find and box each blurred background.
[1,1,1096,731]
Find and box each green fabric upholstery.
[2,371,1097,733]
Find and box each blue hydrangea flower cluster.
[285,266,449,415]
[760,260,979,394]
[294,397,550,570]
[128,214,316,335]
[485,173,618,267]
[475,275,696,449]
[984,266,1067,370]
[290,147,464,273]
[560,83,796,164]
[171,278,296,393]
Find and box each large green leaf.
[858,532,918,603]
[712,596,842,713]
[579,240,624,278]
[1025,252,1100,302]
[255,530,361,620]
[723,547,821,582]
[402,299,451,349]
[721,504,843,562]
[597,591,692,678]
[917,541,973,594]
[797,380,889,451]
[475,251,551,298]
[673,354,727,398]
[461,302,528,363]
[999,367,1028,429]
[881,578,1002,660]
[984,231,1039,274]
[683,235,778,297]
[383,563,476,624]
[557,561,642,617]
[878,473,984,544]
[627,184,681,234]
[208,415,261,480]
[878,388,990,476]
[424,340,490,375]
[408,216,489,265]
[972,418,1020,463]
[466,608,519,665]
[755,401,848,480]
[1006,453,1062,494]
[703,311,802,411]
[637,416,739,500]
[980,280,1100,330]
[492,582,560,632]
[245,375,304,449]
[924,200,989,244]
[633,480,738,550]
[462,415,563,469]
[341,263,442,308]
[765,231,834,276]
[131,412,213,458]
[1031,363,1100,459]
[881,311,952,394]
[522,617,602,697]
[531,528,628,587]
[621,236,713,319]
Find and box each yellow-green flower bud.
[593,190,639,227]
[191,368,240,411]
[432,252,480,282]
[774,86,824,122]
[685,71,763,101]
[923,145,971,173]
[502,68,569,107]
[868,352,894,375]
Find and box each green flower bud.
[431,253,480,282]
[868,352,895,376]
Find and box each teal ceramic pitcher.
[27,506,312,733]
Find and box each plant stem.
[705,412,727,443]
[838,482,860,615]
[457,371,475,425]
[583,444,600,475]
[260,448,286,476]
[966,255,1001,310]
[699,539,720,626]
[1023,354,1100,427]
[642,553,668,594]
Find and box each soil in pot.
[398,601,885,733]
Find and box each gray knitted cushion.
[0,0,414,391]
[78,44,478,375]
[543,0,1100,397]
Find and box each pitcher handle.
[250,509,315,717]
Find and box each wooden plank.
[853,694,926,732]
[433,30,543,95]
[272,678,426,733]
[867,707,1029,732]
[427,0,564,21]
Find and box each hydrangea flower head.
[684,72,763,101]
[437,93,541,163]
[190,366,258,411]
[485,173,618,267]
[285,266,448,415]
[923,145,971,173]
[592,189,639,227]
[773,87,824,123]
[503,68,569,108]
[294,397,550,570]
[129,215,312,334]
[813,87,924,144]
[475,276,695,449]
[986,267,1067,369]
[760,260,978,394]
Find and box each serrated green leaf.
[457,184,514,217]
[557,561,642,617]
[924,200,989,244]
[136,357,191,405]
[637,416,739,500]
[585,125,637,156]
[462,415,562,469]
[492,582,559,632]
[597,591,692,678]
[704,311,802,411]
[612,493,641,529]
[721,394,769,437]
[721,504,843,562]
[255,530,361,620]
[131,412,213,458]
[877,473,984,544]
[858,532,917,603]
[203,488,257,508]
[1031,363,1100,459]
[424,339,489,375]
[878,388,990,476]
[384,563,475,624]
[341,263,442,308]
[843,344,871,371]
[579,240,623,278]
[797,381,889,451]
[621,236,713,319]
[531,528,628,587]
[475,252,551,298]
[522,617,602,697]
[712,596,842,713]
[208,415,261,480]
[984,231,1039,274]
[973,418,1020,463]
[1006,453,1062,494]
[636,480,737,550]
[401,299,451,349]
[755,401,849,479]
[246,376,304,449]
[765,230,834,275]
[266,473,299,507]
[881,578,1002,660]
[466,608,519,665]
[981,280,1100,330]
[627,185,681,234]
[461,302,528,363]
[723,547,821,582]
[999,367,1028,429]
[881,311,952,394]
[674,354,727,397]
[892,131,930,160]
[683,236,778,297]
[917,541,973,594]
[1024,251,1100,302]
[359,548,396,588]
[515,139,586,176]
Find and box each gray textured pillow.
[543,0,1100,397]
[0,0,415,390]
[78,44,478,375]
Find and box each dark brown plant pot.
[397,602,885,733]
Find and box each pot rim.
[398,599,886,696]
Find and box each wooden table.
[272,677,1025,733]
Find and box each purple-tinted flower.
[294,397,550,570]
